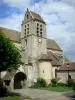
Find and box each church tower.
[21,8,47,63]
[21,8,47,82]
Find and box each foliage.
[0,28,21,71]
[38,86,72,92]
[31,78,46,88]
[0,78,8,97]
[0,96,20,100]
[51,78,57,86]
[72,82,75,92]
[57,82,65,86]
[66,79,74,87]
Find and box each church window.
[40,28,42,31]
[25,29,26,32]
[40,24,42,27]
[25,39,27,45]
[37,23,39,26]
[27,15,28,19]
[40,32,42,37]
[25,29,26,35]
[25,25,26,28]
[37,31,39,33]
[37,27,39,30]
[27,31,29,36]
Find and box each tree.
[0,28,21,71]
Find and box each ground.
[13,88,75,100]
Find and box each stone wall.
[57,70,75,83]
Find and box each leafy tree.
[0,28,21,71]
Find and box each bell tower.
[21,8,47,63]
[21,8,47,81]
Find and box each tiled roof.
[39,52,61,66]
[47,39,62,51]
[0,27,21,43]
[3,70,16,80]
[30,11,45,24]
[58,62,75,71]
[38,54,52,61]
[47,51,61,66]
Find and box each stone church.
[0,8,70,89]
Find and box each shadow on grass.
[7,92,20,96]
[0,92,21,99]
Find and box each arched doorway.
[14,72,27,89]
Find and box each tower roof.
[30,11,46,24]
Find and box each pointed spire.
[27,8,29,11]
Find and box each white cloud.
[3,0,31,11]
[0,13,24,31]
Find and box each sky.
[0,0,75,61]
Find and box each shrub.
[72,82,75,92]
[66,79,74,87]
[51,78,57,86]
[0,78,8,97]
[31,78,46,88]
[57,82,65,86]
[36,78,46,87]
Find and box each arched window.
[68,75,71,80]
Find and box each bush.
[57,82,65,86]
[0,78,8,97]
[31,78,46,88]
[66,79,74,87]
[36,78,46,87]
[72,82,75,92]
[51,78,57,86]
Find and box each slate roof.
[58,62,75,71]
[30,11,45,24]
[47,39,62,51]
[0,27,21,43]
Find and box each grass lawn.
[37,86,72,92]
[0,96,20,100]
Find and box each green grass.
[35,86,72,92]
[0,96,20,100]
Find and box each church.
[1,8,70,89]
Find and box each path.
[13,88,74,100]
